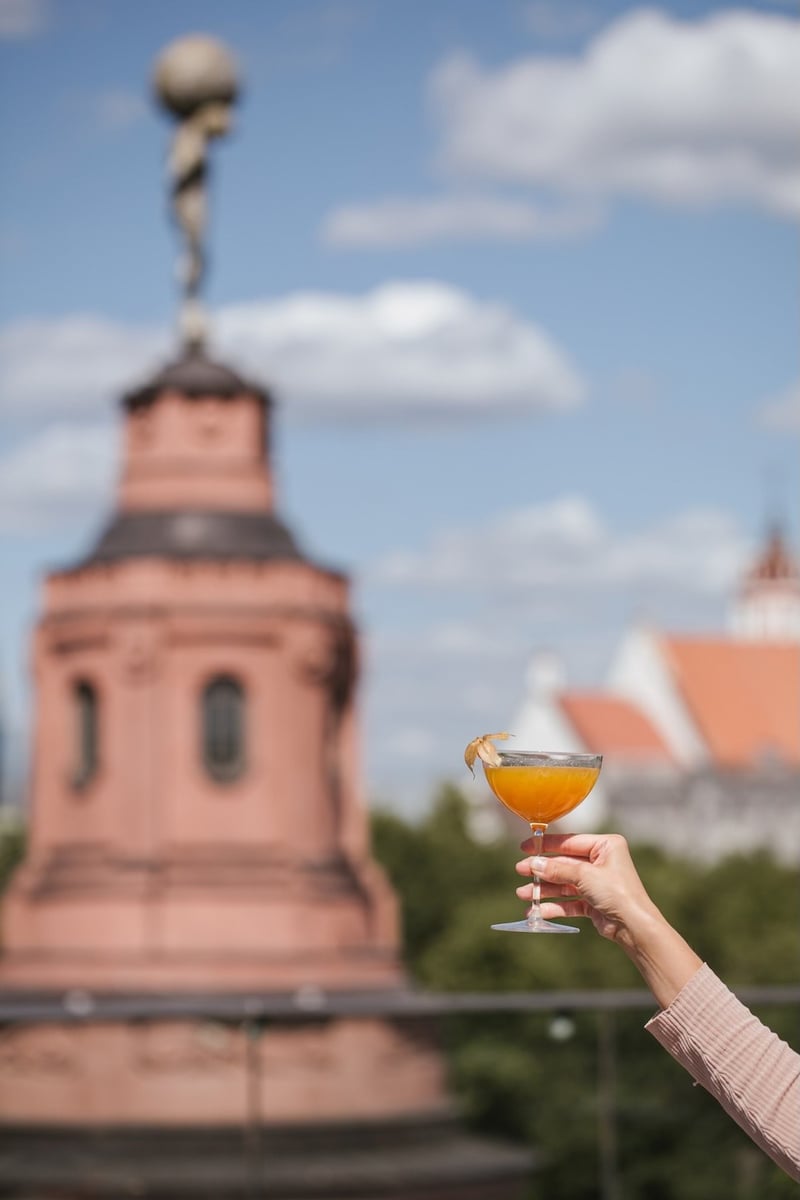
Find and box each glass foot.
[491,918,580,934]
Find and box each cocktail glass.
[483,750,602,933]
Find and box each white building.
[504,527,800,862]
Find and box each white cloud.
[0,422,116,533]
[0,282,584,422]
[0,0,50,38]
[0,315,168,420]
[320,9,799,252]
[322,194,602,247]
[220,283,584,416]
[431,8,800,217]
[370,495,748,597]
[760,380,800,431]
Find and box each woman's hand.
[515,832,657,952]
[515,831,702,1007]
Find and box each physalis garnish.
[464,732,512,776]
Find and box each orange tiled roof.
[559,692,673,762]
[662,636,800,769]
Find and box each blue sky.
[0,0,798,814]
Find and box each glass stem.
[528,823,547,927]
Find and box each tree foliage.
[0,820,24,895]
[371,785,800,1200]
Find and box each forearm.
[620,903,703,1010]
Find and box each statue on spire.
[153,34,239,351]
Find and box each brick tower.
[0,35,531,1199]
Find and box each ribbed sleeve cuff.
[645,961,723,1048]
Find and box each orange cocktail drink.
[483,761,600,826]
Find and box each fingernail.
[529,855,547,874]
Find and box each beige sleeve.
[646,962,800,1182]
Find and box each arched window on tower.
[72,680,98,789]
[202,676,246,782]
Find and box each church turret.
[730,524,800,641]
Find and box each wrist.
[617,898,667,961]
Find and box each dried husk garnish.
[464,731,512,775]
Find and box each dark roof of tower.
[76,509,315,568]
[123,350,270,409]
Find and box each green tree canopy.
[371,784,800,1200]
